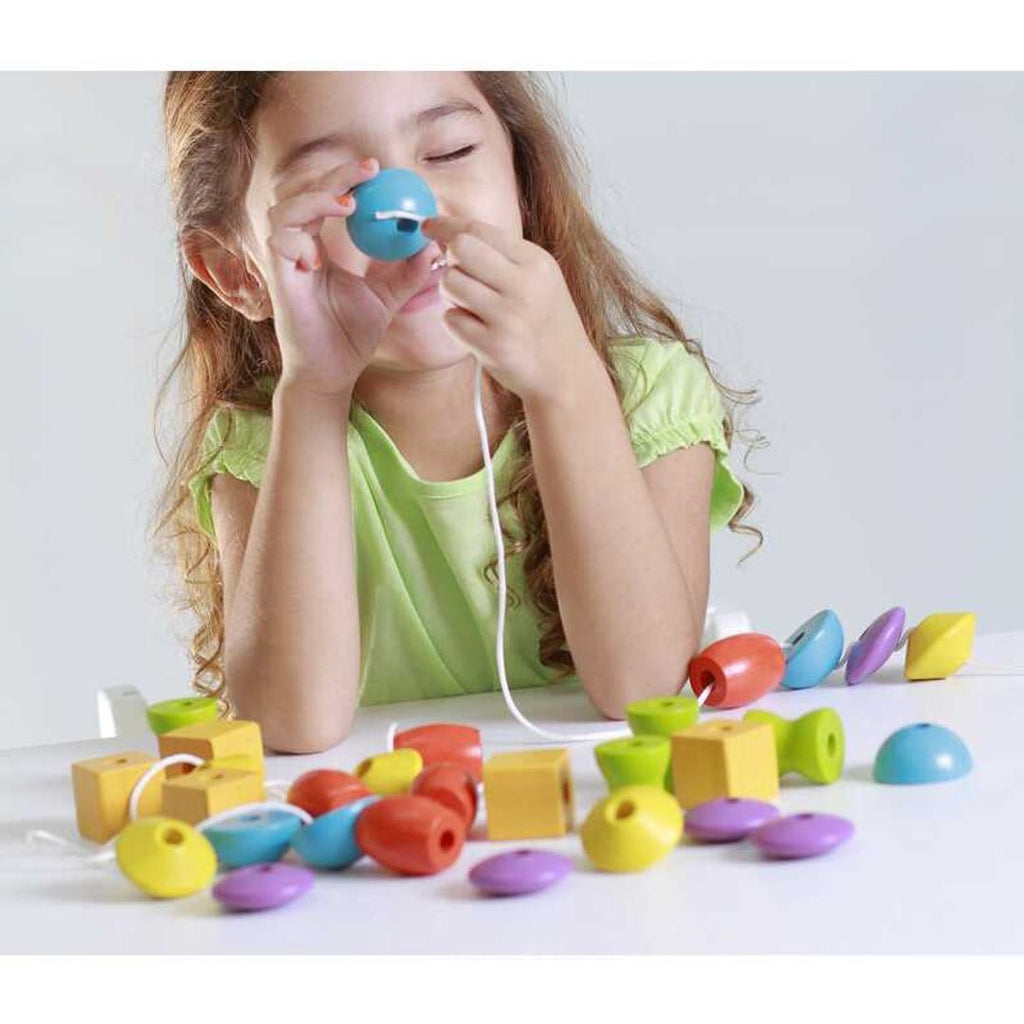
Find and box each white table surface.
[3,629,1023,955]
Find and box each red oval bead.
[688,633,786,709]
[394,724,483,783]
[287,770,372,818]
[355,795,466,876]
[410,763,478,829]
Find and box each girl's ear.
[180,228,271,322]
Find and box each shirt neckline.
[350,400,519,498]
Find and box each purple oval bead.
[751,812,854,859]
[685,798,780,842]
[468,849,573,896]
[845,606,906,685]
[213,862,315,911]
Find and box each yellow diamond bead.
[904,612,976,681]
[115,816,217,899]
[355,749,424,796]
[580,785,683,872]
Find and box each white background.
[1,71,1021,749]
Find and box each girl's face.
[245,71,523,372]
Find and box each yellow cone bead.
[581,785,683,873]
[355,749,424,796]
[115,816,217,898]
[904,612,976,681]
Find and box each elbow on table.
[230,698,355,756]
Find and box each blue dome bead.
[290,794,379,870]
[347,168,437,261]
[203,809,302,869]
[781,609,845,690]
[873,723,973,785]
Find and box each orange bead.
[287,770,372,818]
[688,633,786,709]
[394,724,483,783]
[355,795,466,876]
[410,763,478,829]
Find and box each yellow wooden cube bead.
[158,719,265,779]
[670,719,779,810]
[482,748,574,840]
[71,752,165,844]
[161,765,265,825]
[355,748,424,796]
[904,612,976,681]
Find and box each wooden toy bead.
[904,612,976,681]
[146,697,219,735]
[161,765,265,826]
[670,720,779,810]
[205,753,264,776]
[780,609,845,689]
[115,816,217,898]
[213,863,315,912]
[873,723,973,784]
[203,808,302,869]
[355,795,466,876]
[580,785,683,873]
[287,770,372,818]
[355,749,424,796]
[687,634,786,709]
[158,719,265,779]
[625,695,699,737]
[410,763,478,829]
[743,708,845,784]
[71,752,164,844]
[846,606,906,685]
[482,748,575,841]
[291,795,379,870]
[594,736,671,792]
[393,724,484,783]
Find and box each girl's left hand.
[419,215,598,404]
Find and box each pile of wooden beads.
[45,678,976,910]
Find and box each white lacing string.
[26,755,301,866]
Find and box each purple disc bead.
[845,606,906,685]
[684,798,780,843]
[751,813,854,859]
[213,862,315,911]
[468,849,573,896]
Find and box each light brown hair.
[150,71,766,715]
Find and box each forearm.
[522,354,701,719]
[224,382,360,753]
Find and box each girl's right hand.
[262,157,439,397]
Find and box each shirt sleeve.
[187,405,272,542]
[610,336,745,532]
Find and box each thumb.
[363,245,440,311]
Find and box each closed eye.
[427,144,477,163]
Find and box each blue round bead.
[781,609,845,689]
[347,168,437,261]
[203,809,302,869]
[873,722,973,784]
[290,794,378,870]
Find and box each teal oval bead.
[203,809,303,869]
[595,736,671,792]
[291,795,379,869]
[781,609,845,690]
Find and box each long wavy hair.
[149,71,767,716]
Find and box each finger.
[435,231,513,295]
[268,189,356,233]
[421,215,524,267]
[267,226,322,272]
[439,264,504,325]
[442,305,489,351]
[275,156,377,203]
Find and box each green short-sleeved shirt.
[187,336,744,706]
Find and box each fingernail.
[359,157,375,171]
[335,193,354,206]
[295,256,309,272]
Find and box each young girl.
[152,71,762,754]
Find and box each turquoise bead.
[781,609,845,689]
[203,809,303,869]
[347,168,437,261]
[291,795,379,869]
[873,723,972,784]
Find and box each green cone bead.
[743,707,845,784]
[595,736,672,792]
[146,696,220,735]
[625,695,700,791]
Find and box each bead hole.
[791,632,805,645]
[114,758,129,764]
[615,801,636,821]
[162,827,185,846]
[356,759,373,776]
[439,830,456,852]
[397,218,418,233]
[827,734,837,756]
[797,813,814,820]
